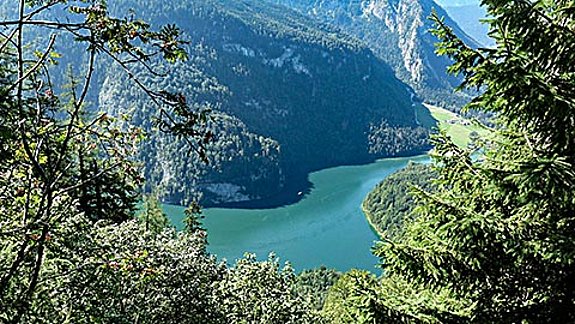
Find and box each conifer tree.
[366,0,575,322]
[138,194,171,234]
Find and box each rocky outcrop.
[266,0,479,106]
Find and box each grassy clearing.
[422,103,490,148]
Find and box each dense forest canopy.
[337,0,575,322]
[362,162,436,238]
[1,0,574,322]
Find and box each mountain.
[97,0,431,206]
[263,0,480,108]
[0,0,432,206]
[444,4,494,48]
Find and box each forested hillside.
[362,162,435,237]
[0,0,444,206]
[99,0,431,206]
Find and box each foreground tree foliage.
[295,266,341,312]
[38,220,224,323]
[137,193,172,234]
[329,0,575,322]
[4,0,574,322]
[0,1,316,322]
[214,254,320,323]
[0,0,195,317]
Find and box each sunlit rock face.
[266,0,479,104]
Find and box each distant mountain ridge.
[264,0,480,107]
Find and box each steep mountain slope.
[265,0,479,107]
[0,0,430,206]
[98,0,430,206]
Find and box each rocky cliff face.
[363,0,425,84]
[266,0,479,106]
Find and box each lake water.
[164,155,429,272]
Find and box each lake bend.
[164,155,430,272]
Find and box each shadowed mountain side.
[97,0,431,207]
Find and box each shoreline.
[165,152,431,210]
[361,202,385,239]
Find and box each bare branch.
[8,35,57,92]
[51,47,96,187]
[76,47,96,109]
[0,29,19,53]
[0,19,85,29]
[0,0,61,53]
[0,240,31,297]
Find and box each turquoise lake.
[164,155,429,272]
